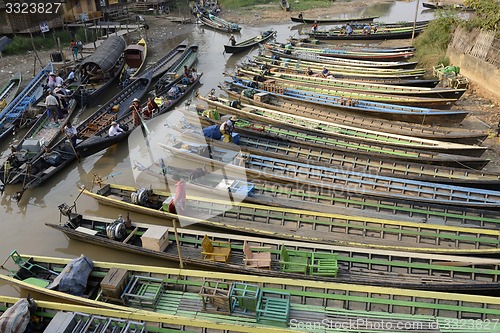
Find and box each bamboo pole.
[411,0,420,44]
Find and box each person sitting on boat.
[130,98,142,126]
[144,97,158,118]
[54,85,69,115]
[306,66,315,76]
[65,70,76,84]
[109,121,125,137]
[183,65,192,79]
[229,35,236,46]
[220,116,237,143]
[312,21,318,33]
[363,23,372,34]
[346,23,353,36]
[45,90,60,125]
[298,12,303,20]
[63,121,78,147]
[321,66,331,78]
[54,73,64,87]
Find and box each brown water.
[0,2,434,296]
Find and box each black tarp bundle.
[79,36,126,75]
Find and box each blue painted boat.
[0,63,53,143]
[226,79,469,125]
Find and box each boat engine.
[106,215,126,240]
[131,188,150,206]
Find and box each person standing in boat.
[169,174,186,216]
[63,121,78,147]
[229,35,236,46]
[130,98,142,126]
[346,23,353,36]
[44,91,60,125]
[144,97,158,118]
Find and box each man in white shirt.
[63,121,78,147]
[109,121,125,137]
[44,91,60,124]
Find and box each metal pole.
[411,0,420,44]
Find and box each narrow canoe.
[309,27,426,40]
[260,50,419,69]
[155,43,199,94]
[226,80,468,124]
[145,38,189,80]
[199,94,483,156]
[224,30,276,54]
[2,254,500,325]
[199,14,241,33]
[0,64,52,144]
[0,71,21,112]
[291,15,379,24]
[0,295,276,333]
[47,213,500,291]
[83,182,500,238]
[3,98,78,186]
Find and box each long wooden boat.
[76,71,201,158]
[221,87,486,144]
[83,181,500,239]
[199,95,483,157]
[119,38,148,85]
[224,30,276,54]
[261,49,418,69]
[291,15,379,24]
[0,64,52,143]
[161,134,500,211]
[422,2,474,10]
[74,36,126,107]
[226,80,468,124]
[155,43,199,94]
[239,67,466,100]
[146,39,189,80]
[0,98,78,186]
[309,26,426,40]
[0,296,268,333]
[265,41,416,61]
[2,255,500,329]
[199,14,242,33]
[280,0,290,11]
[11,74,152,190]
[48,213,500,291]
[0,71,21,112]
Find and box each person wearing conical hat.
[130,98,141,126]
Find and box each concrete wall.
[447,47,500,103]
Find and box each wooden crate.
[141,226,170,252]
[100,268,129,301]
[254,92,270,103]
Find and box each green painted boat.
[2,254,500,332]
[48,211,500,292]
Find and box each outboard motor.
[131,188,150,206]
[106,215,127,240]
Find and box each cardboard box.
[21,138,41,152]
[100,268,129,301]
[254,92,270,103]
[142,225,170,252]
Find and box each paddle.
[65,134,80,162]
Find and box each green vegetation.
[3,28,87,56]
[463,0,500,33]
[219,0,331,10]
[414,12,460,68]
